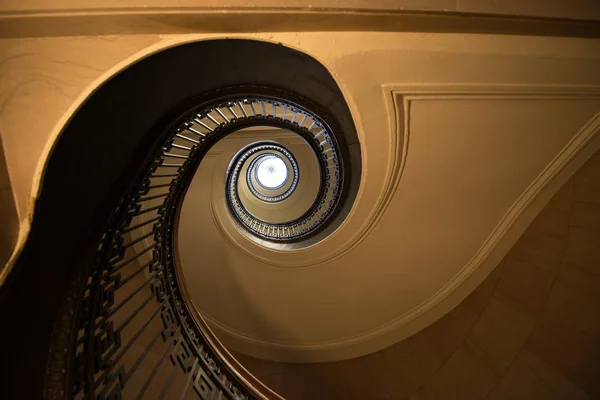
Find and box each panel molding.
[2,7,599,39]
[205,84,600,361]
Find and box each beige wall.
[1,5,599,399]
[0,6,599,399]
[2,31,600,360]
[2,0,599,19]
[2,1,599,28]
[233,148,600,398]
[0,35,160,220]
[0,136,18,269]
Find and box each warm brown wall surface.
[0,136,18,269]
[2,0,599,21]
[1,16,599,396]
[3,31,599,360]
[231,149,600,399]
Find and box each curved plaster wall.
[232,149,600,398]
[2,32,600,362]
[176,36,600,361]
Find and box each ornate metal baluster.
[66,96,343,400]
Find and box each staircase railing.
[0,40,360,400]
[43,94,294,400]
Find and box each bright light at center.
[256,155,288,189]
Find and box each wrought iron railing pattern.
[68,91,345,399]
[72,133,262,400]
[222,99,343,242]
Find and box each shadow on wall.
[0,136,19,270]
[232,149,600,400]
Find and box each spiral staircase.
[1,3,600,400]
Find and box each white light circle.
[255,155,288,189]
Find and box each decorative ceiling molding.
[200,83,600,361]
[2,5,599,38]
[207,88,406,267]
[5,30,600,362]
[209,83,600,271]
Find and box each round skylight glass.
[255,155,288,189]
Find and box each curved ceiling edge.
[200,104,600,362]
[4,32,600,284]
[0,34,372,284]
[3,34,409,283]
[206,88,405,268]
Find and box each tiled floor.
[232,150,600,400]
